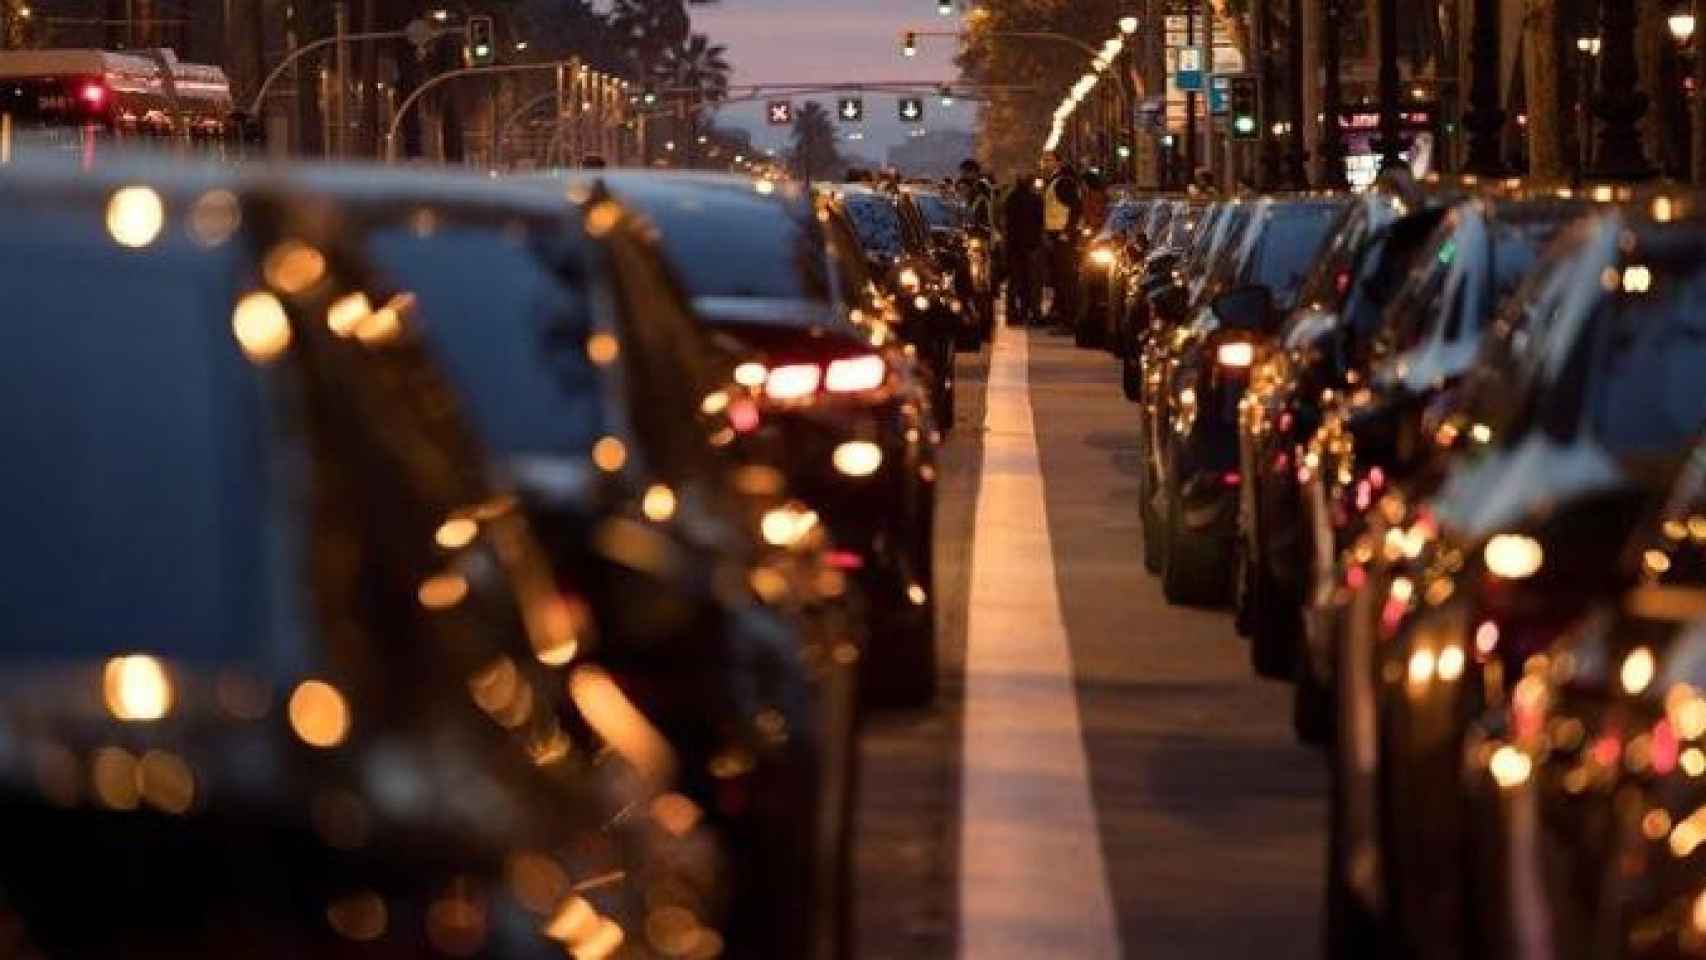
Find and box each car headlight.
[1088,247,1116,267]
[898,268,922,293]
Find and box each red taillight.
[764,363,821,401]
[826,550,866,570]
[824,354,887,393]
[80,83,107,107]
[1221,471,1242,486]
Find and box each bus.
[0,48,236,163]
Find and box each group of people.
[848,152,1108,331]
[949,152,1106,330]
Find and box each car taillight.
[825,354,887,393]
[80,83,107,107]
[764,363,821,401]
[1216,342,1255,368]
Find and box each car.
[1235,175,1433,675]
[1466,447,1706,958]
[282,166,859,959]
[1325,200,1706,958]
[1076,198,1151,350]
[571,171,942,709]
[1116,198,1200,401]
[825,184,961,435]
[1136,200,1254,572]
[0,160,709,958]
[902,184,994,345]
[1293,192,1587,743]
[1145,196,1343,606]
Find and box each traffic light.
[466,15,495,66]
[1229,76,1258,140]
[937,0,954,15]
[902,31,918,57]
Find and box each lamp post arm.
[248,29,434,117]
[386,60,586,162]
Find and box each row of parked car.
[0,156,989,958]
[1077,175,1706,958]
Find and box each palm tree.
[790,100,840,182]
[667,33,732,104]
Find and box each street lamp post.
[1373,0,1405,172]
[1284,0,1309,187]
[1462,0,1507,174]
[1590,0,1656,179]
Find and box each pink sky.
[690,0,972,159]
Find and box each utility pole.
[1285,0,1309,186]
[1373,0,1404,171]
[1185,0,1199,182]
[1318,0,1349,188]
[1696,0,1706,184]
[333,2,349,159]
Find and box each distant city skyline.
[690,0,975,160]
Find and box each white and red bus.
[0,48,235,161]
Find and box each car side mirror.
[1210,284,1276,333]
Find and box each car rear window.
[368,227,607,461]
[843,196,907,257]
[1247,205,1341,308]
[0,208,299,669]
[615,188,831,302]
[910,193,963,231]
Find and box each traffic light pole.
[386,60,593,163]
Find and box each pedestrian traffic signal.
[902,32,918,57]
[1229,76,1258,141]
[466,15,495,66]
[898,97,925,123]
[837,98,865,123]
[766,100,794,126]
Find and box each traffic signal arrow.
[838,98,865,122]
[898,97,924,122]
[766,100,794,125]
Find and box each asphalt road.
[854,325,1327,959]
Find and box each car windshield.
[614,188,830,302]
[843,197,907,257]
[0,208,301,670]
[1247,204,1341,308]
[368,226,606,461]
[911,193,962,230]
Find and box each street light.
[1671,11,1697,43]
[1577,35,1603,55]
[1119,16,1140,35]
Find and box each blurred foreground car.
[1326,202,1706,958]
[286,167,857,959]
[1294,192,1586,741]
[579,171,941,708]
[0,163,704,959]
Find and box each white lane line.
[958,325,1122,958]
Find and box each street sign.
[897,97,925,123]
[837,97,865,123]
[1209,75,1229,114]
[1175,48,1203,91]
[766,101,794,126]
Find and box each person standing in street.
[1040,151,1083,330]
[1002,173,1044,328]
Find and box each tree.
[610,0,690,82]
[789,100,840,182]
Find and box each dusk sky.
[688,0,974,162]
